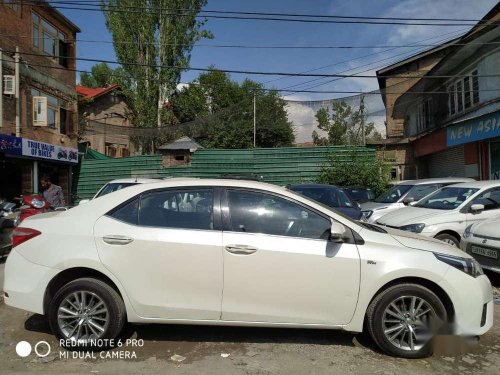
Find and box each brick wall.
[1,2,79,148]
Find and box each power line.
[4,49,499,80]
[10,0,498,26]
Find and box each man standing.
[40,175,65,208]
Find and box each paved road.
[0,257,499,375]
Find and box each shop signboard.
[22,139,78,164]
[447,111,500,147]
[0,134,22,156]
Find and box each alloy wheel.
[382,295,436,352]
[57,291,109,343]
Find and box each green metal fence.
[74,146,374,200]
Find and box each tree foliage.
[170,69,295,148]
[317,151,392,196]
[79,62,131,88]
[101,0,211,152]
[312,101,382,146]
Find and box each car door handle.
[225,244,258,255]
[103,235,134,245]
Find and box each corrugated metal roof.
[158,136,203,150]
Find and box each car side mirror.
[470,204,485,214]
[330,221,346,243]
[409,201,418,206]
[78,199,90,205]
[402,197,415,206]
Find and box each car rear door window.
[226,190,331,240]
[138,189,214,230]
[109,197,139,225]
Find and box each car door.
[94,187,223,320]
[466,187,500,226]
[220,188,361,325]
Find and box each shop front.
[446,110,500,180]
[0,134,78,203]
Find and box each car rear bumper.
[438,269,493,336]
[3,249,59,315]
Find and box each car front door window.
[226,190,331,240]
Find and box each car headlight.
[434,253,484,278]
[362,210,373,219]
[399,223,425,233]
[463,224,474,239]
[31,198,45,209]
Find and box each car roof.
[439,180,500,189]
[396,177,475,185]
[287,183,341,189]
[106,178,160,184]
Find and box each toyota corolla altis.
[3,179,493,358]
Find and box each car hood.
[360,201,394,211]
[375,206,449,226]
[383,226,470,258]
[336,206,362,220]
[473,217,500,239]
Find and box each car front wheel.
[48,278,126,347]
[435,233,460,247]
[366,283,447,358]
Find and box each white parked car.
[78,178,159,204]
[375,181,500,247]
[4,179,493,358]
[461,216,500,274]
[361,178,474,223]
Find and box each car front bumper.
[438,267,493,336]
[460,238,500,274]
[3,249,60,315]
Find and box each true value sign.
[447,111,500,147]
[22,139,78,164]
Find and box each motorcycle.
[17,195,51,224]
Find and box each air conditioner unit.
[3,75,15,95]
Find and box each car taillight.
[12,227,41,248]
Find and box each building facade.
[77,84,136,157]
[0,0,80,202]
[377,4,499,181]
[393,5,499,180]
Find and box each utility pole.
[360,94,366,146]
[15,47,20,137]
[253,93,256,148]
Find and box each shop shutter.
[427,146,465,178]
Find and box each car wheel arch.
[43,267,126,316]
[365,276,455,323]
[434,230,461,243]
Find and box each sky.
[58,0,498,141]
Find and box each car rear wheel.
[366,283,447,358]
[48,278,126,347]
[435,233,460,248]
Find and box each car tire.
[435,233,460,248]
[48,277,126,348]
[366,283,447,358]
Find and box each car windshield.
[415,187,479,210]
[404,184,441,202]
[345,187,375,202]
[375,184,413,203]
[95,182,139,198]
[289,187,355,208]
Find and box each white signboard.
[22,139,78,164]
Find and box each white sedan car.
[361,178,473,223]
[374,181,500,247]
[4,179,493,358]
[461,216,500,274]
[78,178,159,204]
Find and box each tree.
[102,0,211,152]
[312,100,381,146]
[317,151,392,196]
[170,69,295,148]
